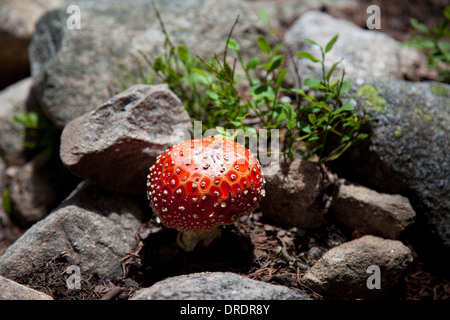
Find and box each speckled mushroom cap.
[147,137,265,231]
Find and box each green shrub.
[404,6,450,83]
[113,14,369,163]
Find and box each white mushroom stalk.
[176,226,222,252]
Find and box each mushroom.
[147,137,265,251]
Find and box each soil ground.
[8,211,450,300]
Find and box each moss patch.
[357,85,387,114]
[431,84,450,97]
[413,107,432,122]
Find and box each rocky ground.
[0,0,449,300]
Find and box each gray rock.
[260,156,327,229]
[331,180,416,239]
[7,155,60,226]
[0,160,8,226]
[0,0,66,88]
[245,0,358,31]
[131,272,312,300]
[0,78,32,164]
[302,235,413,299]
[0,181,144,279]
[284,11,420,83]
[60,84,192,195]
[307,246,323,261]
[336,78,450,251]
[29,0,266,128]
[0,275,53,300]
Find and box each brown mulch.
[6,210,450,300]
[11,251,139,300]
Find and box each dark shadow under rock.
[125,222,255,287]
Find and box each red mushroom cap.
[147,137,265,232]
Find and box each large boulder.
[284,10,420,83]
[131,272,311,300]
[29,0,266,128]
[0,181,144,279]
[336,79,450,252]
[0,0,66,89]
[60,84,192,195]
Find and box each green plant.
[404,6,450,83]
[114,12,369,163]
[1,186,12,216]
[12,110,60,161]
[292,36,369,161]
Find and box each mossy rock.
[338,78,450,253]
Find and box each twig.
[275,237,308,271]
[100,287,124,300]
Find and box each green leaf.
[356,133,369,140]
[298,121,311,133]
[267,54,285,73]
[252,84,275,101]
[315,100,333,112]
[308,113,316,123]
[300,37,320,47]
[272,42,284,54]
[433,20,450,38]
[214,126,229,138]
[276,68,289,89]
[227,38,240,52]
[291,88,306,96]
[340,81,352,93]
[304,77,321,87]
[191,68,212,85]
[410,18,430,35]
[295,52,320,63]
[207,91,219,101]
[311,84,327,90]
[333,102,355,114]
[153,56,164,72]
[444,6,450,20]
[246,57,260,70]
[177,45,189,62]
[2,187,12,215]
[257,10,270,24]
[325,34,339,53]
[257,36,271,55]
[330,81,340,90]
[325,141,352,162]
[14,112,39,129]
[326,58,343,81]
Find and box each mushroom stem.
[176,226,222,252]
